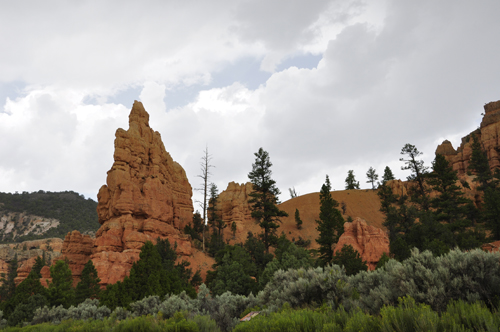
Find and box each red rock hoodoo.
[334,217,389,270]
[435,100,500,175]
[92,101,194,285]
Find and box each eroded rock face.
[436,100,500,175]
[216,182,254,242]
[0,238,63,286]
[89,101,194,286]
[334,217,389,270]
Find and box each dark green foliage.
[294,208,302,229]
[366,167,378,189]
[244,232,273,279]
[8,293,47,327]
[468,132,492,189]
[101,240,198,310]
[247,148,288,253]
[382,166,396,184]
[184,211,204,243]
[75,260,101,305]
[375,252,390,270]
[316,175,344,266]
[345,170,360,190]
[207,184,226,256]
[1,269,48,322]
[259,236,313,288]
[0,190,99,242]
[207,245,257,296]
[0,256,18,302]
[332,244,368,276]
[483,185,500,240]
[428,154,474,224]
[48,260,74,308]
[400,143,429,210]
[32,256,46,278]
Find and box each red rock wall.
[334,217,389,270]
[436,100,500,176]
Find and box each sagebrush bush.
[257,265,349,311]
[380,296,439,332]
[111,306,131,321]
[347,248,500,313]
[159,291,198,319]
[31,299,111,325]
[130,295,161,317]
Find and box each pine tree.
[31,256,46,278]
[332,244,368,276]
[400,143,429,210]
[0,256,17,302]
[382,166,396,184]
[345,170,360,189]
[316,175,344,266]
[207,183,226,256]
[428,153,473,225]
[294,209,303,229]
[248,148,288,253]
[366,167,379,189]
[468,133,492,189]
[47,260,74,308]
[75,260,101,304]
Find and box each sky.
[1,0,499,208]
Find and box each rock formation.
[333,217,389,270]
[0,238,63,285]
[216,182,254,242]
[88,101,195,285]
[435,100,500,175]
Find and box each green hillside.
[0,190,100,243]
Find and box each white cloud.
[1,0,500,208]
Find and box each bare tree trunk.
[197,146,214,252]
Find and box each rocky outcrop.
[334,217,389,270]
[0,212,59,241]
[436,100,500,175]
[216,182,254,242]
[59,101,198,286]
[0,238,63,285]
[59,231,94,285]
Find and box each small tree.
[294,209,303,229]
[289,187,298,199]
[231,222,237,239]
[400,143,429,210]
[332,244,368,276]
[345,170,360,190]
[382,166,396,184]
[48,260,74,308]
[316,175,344,266]
[75,260,101,304]
[366,167,379,189]
[207,183,226,256]
[248,148,288,253]
[468,133,492,189]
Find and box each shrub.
[159,291,198,319]
[380,296,439,332]
[257,265,349,311]
[111,307,132,321]
[130,295,161,317]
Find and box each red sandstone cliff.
[436,100,500,176]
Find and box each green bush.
[380,296,439,332]
[257,265,349,311]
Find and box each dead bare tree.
[196,146,214,252]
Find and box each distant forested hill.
[0,190,100,243]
